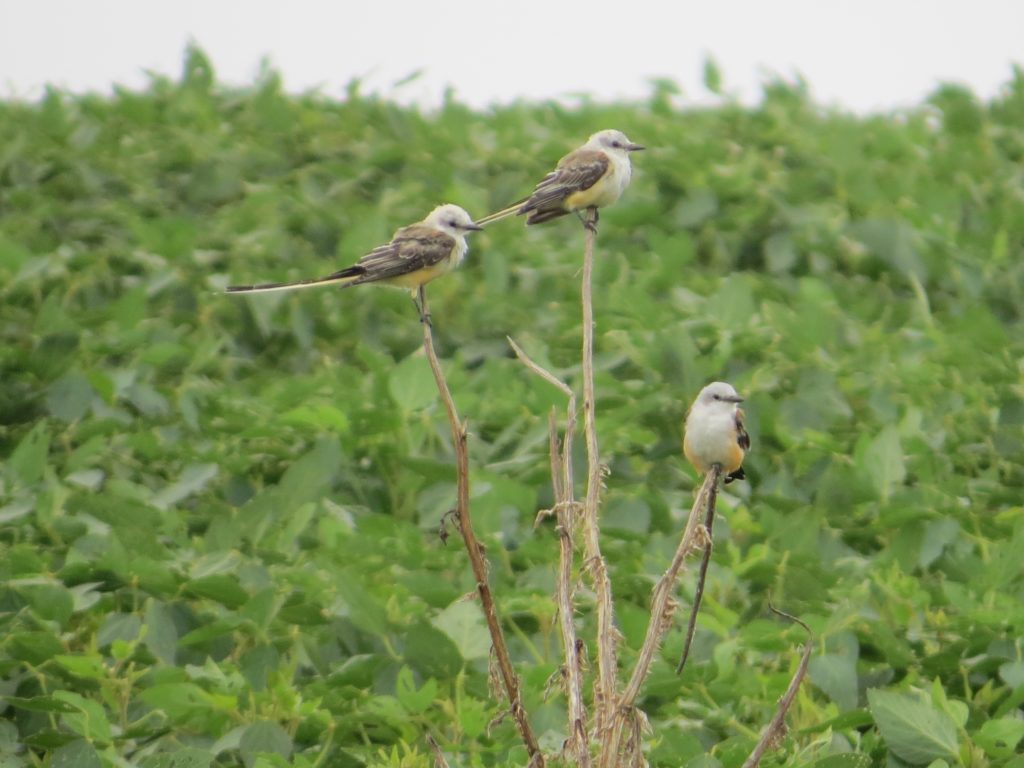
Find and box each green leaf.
[702,56,723,95]
[432,600,490,661]
[140,748,214,768]
[54,654,108,680]
[5,631,64,664]
[50,739,101,768]
[53,690,112,744]
[4,696,81,713]
[867,688,959,764]
[239,721,292,768]
[395,666,437,715]
[7,422,50,487]
[974,717,1024,759]
[46,373,95,422]
[809,652,858,711]
[806,756,873,768]
[143,599,178,665]
[152,463,219,509]
[388,350,436,413]
[856,426,906,501]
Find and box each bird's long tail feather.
[475,197,529,226]
[226,266,364,294]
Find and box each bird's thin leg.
[578,206,599,233]
[414,286,432,327]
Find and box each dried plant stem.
[509,337,589,766]
[419,288,543,765]
[676,487,718,674]
[426,735,451,768]
[579,207,619,737]
[601,467,722,768]
[741,607,813,768]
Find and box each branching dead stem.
[579,207,619,737]
[741,606,813,768]
[602,467,722,767]
[508,337,589,767]
[419,287,543,764]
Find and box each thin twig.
[604,466,722,767]
[509,337,589,767]
[419,287,543,765]
[741,605,813,768]
[578,207,619,740]
[676,480,719,674]
[426,734,451,768]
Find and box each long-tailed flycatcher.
[226,204,482,298]
[476,129,644,228]
[683,382,750,484]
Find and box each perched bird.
[226,204,483,301]
[683,381,750,484]
[476,129,645,229]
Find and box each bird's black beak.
[464,222,484,231]
[725,395,744,403]
[626,143,646,152]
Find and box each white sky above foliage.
[2,0,1021,111]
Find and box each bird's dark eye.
[449,219,458,227]
[712,394,721,400]
[611,141,621,148]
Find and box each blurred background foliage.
[1,46,1022,767]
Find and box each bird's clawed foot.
[576,207,600,233]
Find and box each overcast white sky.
[2,0,1021,111]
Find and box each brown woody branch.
[419,287,543,765]
[579,207,619,739]
[602,466,722,767]
[741,606,812,768]
[508,337,589,767]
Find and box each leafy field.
[1,47,1023,767]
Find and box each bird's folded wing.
[521,149,609,212]
[352,226,456,282]
[735,409,751,452]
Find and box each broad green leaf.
[54,654,108,680]
[807,755,873,768]
[388,350,437,413]
[856,426,906,500]
[809,652,858,712]
[152,463,219,509]
[974,717,1024,759]
[432,599,490,661]
[143,599,179,665]
[140,749,214,768]
[7,422,50,487]
[50,739,101,768]
[867,688,959,764]
[395,666,437,715]
[53,690,112,744]
[239,721,293,768]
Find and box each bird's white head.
[587,129,645,155]
[695,381,744,412]
[425,204,484,237]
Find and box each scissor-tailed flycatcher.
[476,129,644,229]
[226,204,482,300]
[683,381,750,484]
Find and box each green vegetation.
[1,46,1023,767]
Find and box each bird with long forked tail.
[226,204,483,305]
[476,129,644,230]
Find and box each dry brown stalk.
[418,287,543,764]
[741,607,813,768]
[508,337,589,766]
[601,466,722,767]
[579,207,619,738]
[676,480,720,674]
[426,734,451,768]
